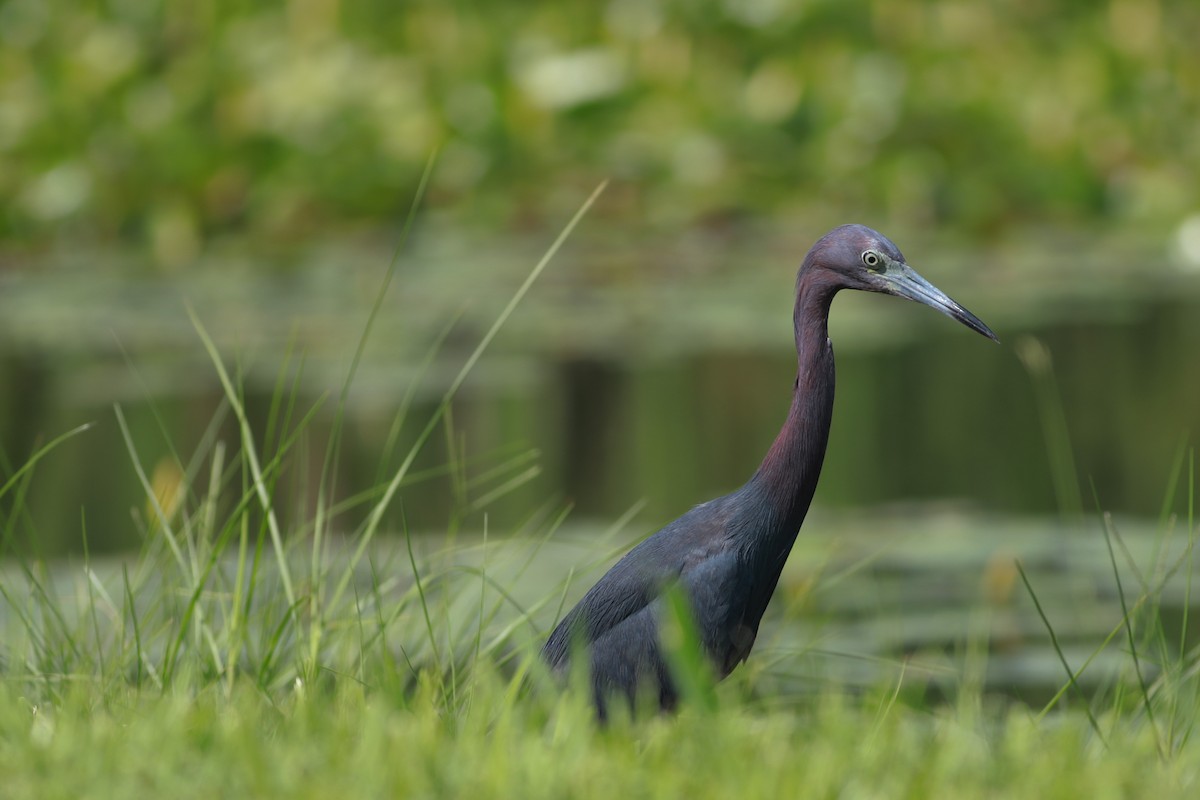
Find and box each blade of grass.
[1,454,38,558]
[1145,439,1190,599]
[1016,559,1107,747]
[1016,337,1082,522]
[325,180,608,619]
[188,307,297,611]
[0,423,94,504]
[375,313,463,488]
[80,510,108,680]
[1036,596,1146,717]
[404,508,442,680]
[1182,449,1196,657]
[162,486,255,685]
[122,565,145,688]
[310,153,440,661]
[467,465,542,514]
[1099,509,1164,758]
[114,405,190,575]
[473,514,489,688]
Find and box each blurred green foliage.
[2,0,1197,268]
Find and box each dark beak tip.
[977,325,1000,344]
[969,319,998,345]
[885,264,997,345]
[971,322,1000,344]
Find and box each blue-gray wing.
[680,548,757,676]
[541,536,683,670]
[541,498,743,672]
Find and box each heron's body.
[542,225,996,715]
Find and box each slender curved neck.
[752,267,840,532]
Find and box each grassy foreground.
[0,677,1192,799]
[3,187,1199,797]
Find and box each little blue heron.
[542,224,998,715]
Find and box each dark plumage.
[543,224,997,715]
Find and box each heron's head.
[805,223,998,342]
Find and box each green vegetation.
[3,0,1197,267]
[1,682,1194,798]
[3,188,1200,798]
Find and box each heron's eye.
[861,250,882,269]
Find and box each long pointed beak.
[878,263,999,342]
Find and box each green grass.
[0,679,1192,799]
[3,188,1200,797]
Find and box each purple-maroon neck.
[749,266,840,544]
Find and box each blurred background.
[1,0,1199,697]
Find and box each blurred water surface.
[1,225,1197,556]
